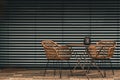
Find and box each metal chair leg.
[53,60,56,76]
[73,51,85,71]
[57,60,62,78]
[90,60,104,78]
[73,59,80,71]
[44,60,49,76]
[103,60,106,77]
[67,60,73,76]
[80,60,89,80]
[109,59,114,75]
[74,51,89,80]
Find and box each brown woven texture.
[41,40,72,60]
[88,40,116,59]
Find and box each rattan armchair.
[88,40,116,77]
[41,40,72,78]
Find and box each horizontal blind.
[62,0,120,68]
[0,0,119,68]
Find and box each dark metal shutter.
[0,0,119,68]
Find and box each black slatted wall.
[0,0,120,68]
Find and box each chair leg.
[80,60,89,80]
[75,51,89,80]
[103,60,106,77]
[73,59,79,71]
[73,51,85,71]
[109,59,114,75]
[67,60,73,77]
[53,60,56,76]
[44,60,49,76]
[77,54,89,80]
[59,60,62,78]
[90,60,104,78]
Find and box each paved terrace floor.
[0,68,119,80]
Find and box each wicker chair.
[88,40,116,77]
[41,40,72,78]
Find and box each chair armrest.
[89,44,107,57]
